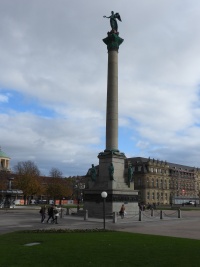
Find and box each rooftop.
[0,147,10,159]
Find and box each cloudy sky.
[1,0,200,176]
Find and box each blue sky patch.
[0,89,56,118]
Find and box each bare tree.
[14,161,41,205]
[49,168,63,178]
[47,168,73,204]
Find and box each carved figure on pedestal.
[90,164,97,182]
[103,11,122,33]
[108,163,114,180]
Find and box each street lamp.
[73,184,80,211]
[101,191,107,230]
[8,177,14,190]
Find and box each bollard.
[60,208,63,218]
[151,208,154,217]
[139,209,142,221]
[84,209,88,221]
[178,208,181,218]
[66,207,70,215]
[77,205,80,213]
[160,210,163,219]
[113,212,117,223]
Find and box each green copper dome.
[0,148,10,158]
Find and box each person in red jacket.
[119,204,125,219]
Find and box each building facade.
[127,157,200,205]
[1,147,200,206]
[0,147,10,172]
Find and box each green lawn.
[0,230,200,267]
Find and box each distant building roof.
[127,157,197,171]
[0,147,10,159]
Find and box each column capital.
[98,150,126,159]
[103,32,124,51]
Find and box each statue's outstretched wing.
[115,13,122,22]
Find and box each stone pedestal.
[84,151,138,217]
[84,188,138,218]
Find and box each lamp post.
[101,191,107,230]
[8,177,14,190]
[73,182,85,211]
[73,184,79,211]
[6,177,14,208]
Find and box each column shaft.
[106,50,118,151]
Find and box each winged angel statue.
[103,11,122,33]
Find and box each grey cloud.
[1,0,200,174]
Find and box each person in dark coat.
[46,205,55,223]
[39,205,46,223]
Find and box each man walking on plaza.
[39,205,46,223]
[46,205,54,223]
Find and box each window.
[152,192,155,199]
[149,167,153,172]
[147,192,150,200]
[151,179,154,188]
[138,166,142,171]
[156,179,159,188]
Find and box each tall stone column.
[103,33,123,152]
[83,18,138,217]
[89,32,126,189]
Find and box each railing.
[64,207,181,223]
[86,209,181,223]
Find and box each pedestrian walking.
[119,204,125,219]
[46,205,55,223]
[52,206,59,224]
[39,205,46,223]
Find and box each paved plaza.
[1,207,200,240]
